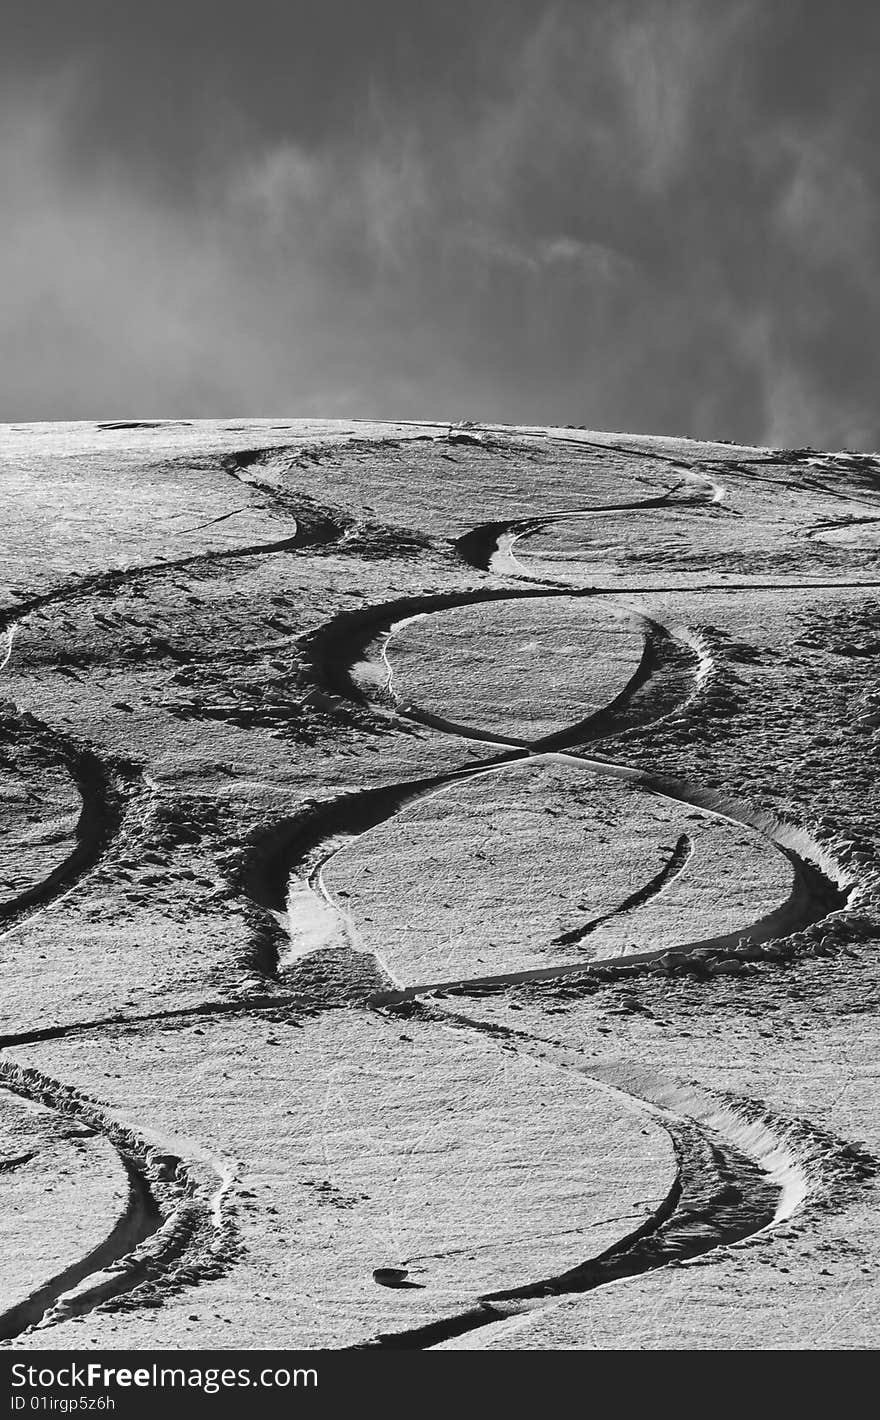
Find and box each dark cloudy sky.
[3,1,879,447]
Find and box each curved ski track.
[0,1060,236,1343]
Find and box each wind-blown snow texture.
[0,419,878,1350]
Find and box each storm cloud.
[2,0,878,447]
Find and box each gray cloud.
[1,0,878,447]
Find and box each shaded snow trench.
[551,832,693,948]
[0,626,157,947]
[0,1066,236,1344]
[268,492,854,1348]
